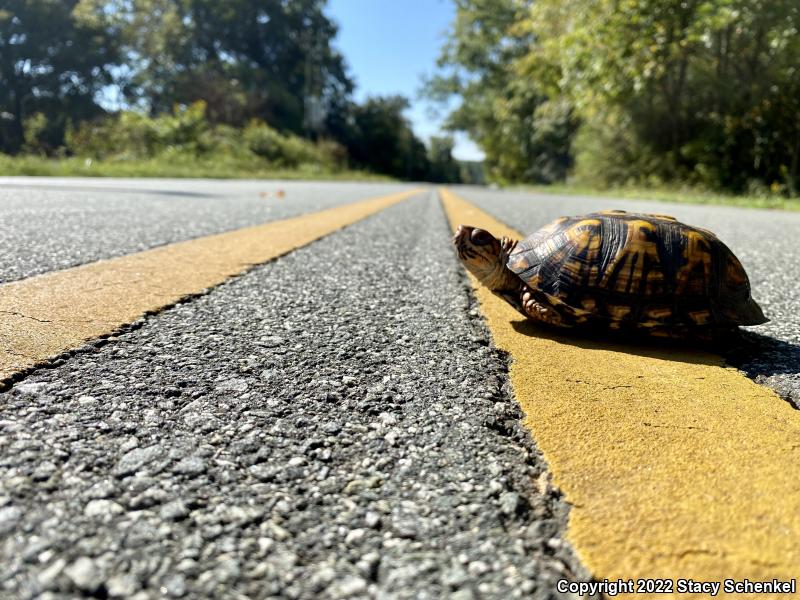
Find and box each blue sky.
[326,0,484,161]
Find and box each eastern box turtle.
[453,209,767,338]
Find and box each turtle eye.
[470,229,494,246]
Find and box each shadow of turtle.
[725,331,800,409]
[508,318,722,366]
[509,318,800,408]
[726,330,800,375]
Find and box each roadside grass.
[4,154,799,212]
[516,183,800,211]
[0,154,392,182]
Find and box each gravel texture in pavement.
[0,193,591,599]
[455,186,800,407]
[0,179,413,284]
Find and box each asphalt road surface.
[0,178,413,284]
[1,178,798,599]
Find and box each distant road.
[0,177,414,283]
[0,177,798,598]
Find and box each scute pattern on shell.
[507,210,767,329]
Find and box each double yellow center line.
[0,189,422,385]
[5,184,799,594]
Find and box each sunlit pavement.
[1,178,798,598]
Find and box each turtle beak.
[453,225,469,245]
[453,225,473,260]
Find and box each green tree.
[423,0,576,183]
[94,0,352,135]
[526,0,800,192]
[0,0,120,154]
[334,95,431,180]
[430,0,800,193]
[427,136,460,183]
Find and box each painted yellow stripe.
[0,189,422,385]
[440,188,800,597]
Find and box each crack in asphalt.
[0,310,53,323]
[641,422,710,431]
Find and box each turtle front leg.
[494,282,567,327]
[518,285,570,328]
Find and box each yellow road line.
[440,188,800,597]
[0,189,422,385]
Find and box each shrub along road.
[0,179,798,598]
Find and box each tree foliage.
[65,100,344,169]
[0,0,120,153]
[429,0,800,194]
[0,0,462,182]
[329,96,428,180]
[528,0,800,193]
[94,0,353,135]
[427,136,461,183]
[423,0,576,184]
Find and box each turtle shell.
[506,209,767,329]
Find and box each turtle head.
[453,225,515,291]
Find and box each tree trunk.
[789,127,800,197]
[8,88,25,154]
